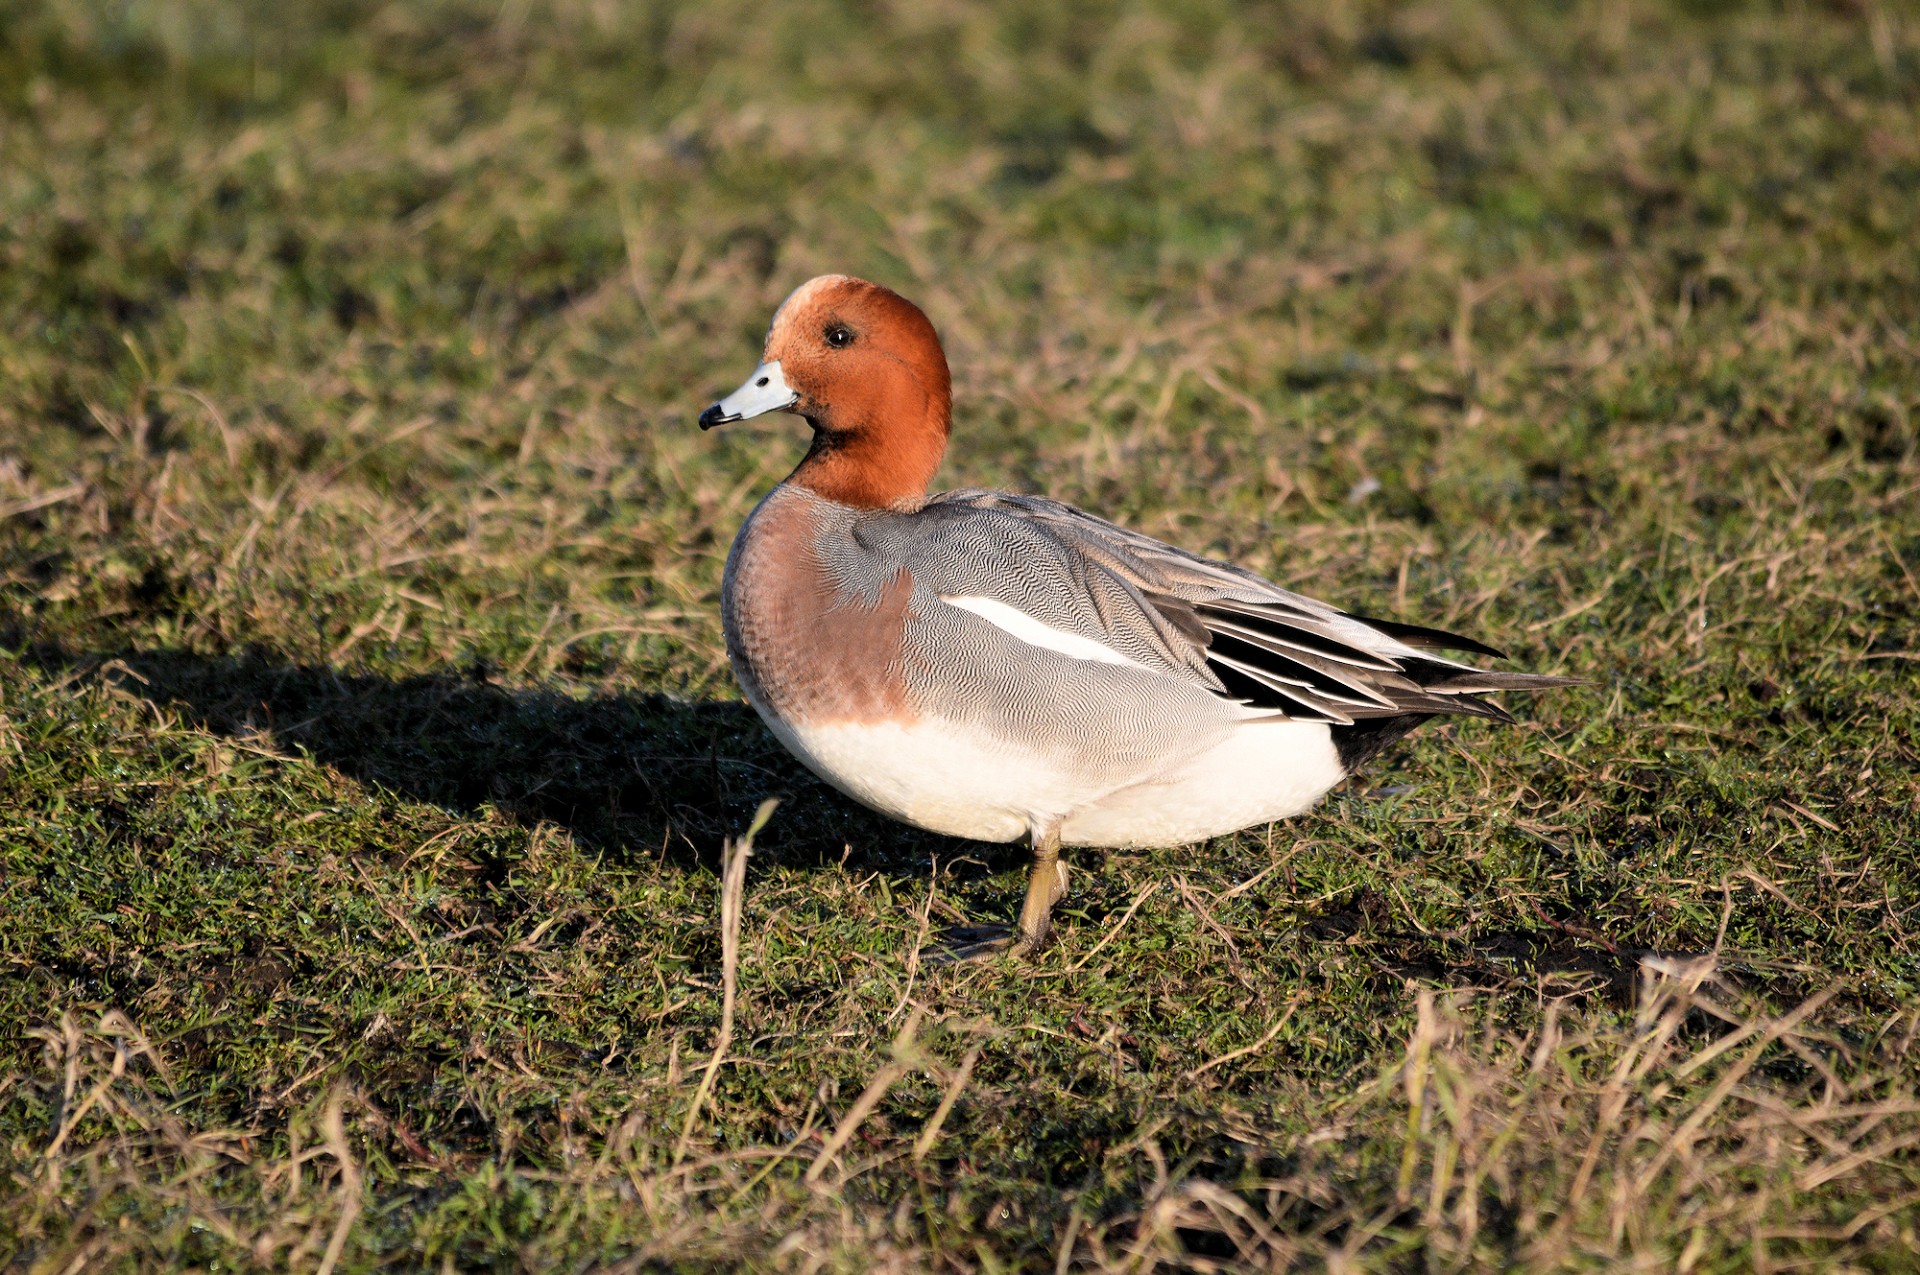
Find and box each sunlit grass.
[3,0,1919,1268]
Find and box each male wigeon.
[701,275,1573,958]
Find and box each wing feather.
[913,488,1576,726]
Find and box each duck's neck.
[789,385,950,511]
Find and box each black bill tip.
[698,403,732,431]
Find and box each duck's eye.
[824,324,854,349]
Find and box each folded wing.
[906,489,1578,726]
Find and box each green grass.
[3,0,1919,1268]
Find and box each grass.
[2,0,1919,1267]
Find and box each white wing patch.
[940,595,1143,668]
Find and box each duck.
[700,275,1574,959]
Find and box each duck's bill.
[699,360,798,429]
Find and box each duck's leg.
[933,822,1068,962]
[1010,822,1067,958]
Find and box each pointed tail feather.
[1418,670,1588,695]
[1341,613,1509,660]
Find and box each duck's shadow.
[17,637,1646,996]
[18,636,1002,880]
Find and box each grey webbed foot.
[926,826,1069,964]
[927,925,1017,963]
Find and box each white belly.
[752,690,1344,849]
[1061,720,1343,848]
[757,712,1068,843]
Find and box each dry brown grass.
[16,965,1920,1270]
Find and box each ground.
[3,0,1919,1269]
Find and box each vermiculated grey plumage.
[798,486,1576,776]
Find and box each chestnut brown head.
[701,276,953,509]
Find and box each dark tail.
[1329,657,1584,770]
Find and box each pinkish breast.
[721,488,919,727]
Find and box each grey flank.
[790,485,1574,790]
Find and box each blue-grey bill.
[699,360,797,429]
